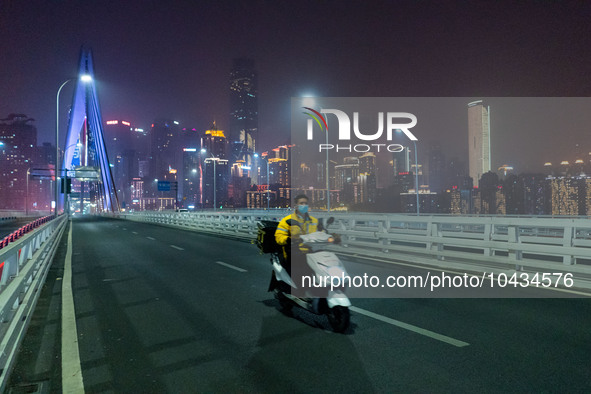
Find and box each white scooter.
[266,217,351,333]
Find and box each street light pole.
[56,79,72,216]
[26,168,30,216]
[213,158,217,211]
[326,117,330,212]
[413,140,419,216]
[267,158,270,210]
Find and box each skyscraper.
[0,114,37,210]
[150,119,181,188]
[202,123,229,208]
[467,100,491,187]
[182,148,201,208]
[105,119,136,208]
[428,142,446,192]
[392,147,411,179]
[229,58,258,170]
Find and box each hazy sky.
[2,1,591,173]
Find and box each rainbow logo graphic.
[302,107,328,132]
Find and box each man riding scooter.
[266,194,351,332]
[275,194,318,283]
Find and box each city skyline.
[2,1,591,172]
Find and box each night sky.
[2,1,591,173]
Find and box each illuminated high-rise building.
[551,177,579,215]
[359,152,376,176]
[359,153,377,203]
[150,119,181,194]
[105,119,137,207]
[201,123,229,208]
[467,100,491,187]
[428,143,446,192]
[182,148,201,208]
[130,178,144,210]
[522,174,549,215]
[202,122,228,159]
[229,58,258,169]
[392,147,410,183]
[0,114,37,210]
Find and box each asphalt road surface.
[8,216,591,393]
[0,217,40,239]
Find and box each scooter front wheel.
[327,306,350,333]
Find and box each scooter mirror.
[317,218,324,231]
[327,217,335,226]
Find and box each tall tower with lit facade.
[229,58,258,171]
[0,114,37,210]
[150,119,181,188]
[105,119,137,208]
[467,100,491,187]
[202,123,229,208]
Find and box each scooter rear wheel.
[327,306,350,333]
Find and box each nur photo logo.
[302,106,418,153]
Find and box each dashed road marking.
[215,261,247,273]
[350,306,469,347]
[170,245,184,251]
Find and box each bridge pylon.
[62,47,120,214]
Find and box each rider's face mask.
[297,204,309,214]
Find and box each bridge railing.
[118,211,591,290]
[0,215,67,392]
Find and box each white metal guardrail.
[0,215,67,392]
[118,211,591,291]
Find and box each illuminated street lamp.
[302,95,330,211]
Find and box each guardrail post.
[484,222,493,257]
[563,226,574,265]
[428,220,444,260]
[379,219,390,253]
[340,218,352,247]
[508,225,523,270]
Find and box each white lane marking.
[215,261,247,273]
[62,222,85,391]
[132,231,138,235]
[146,236,156,240]
[122,228,127,231]
[350,306,469,348]
[170,245,184,251]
